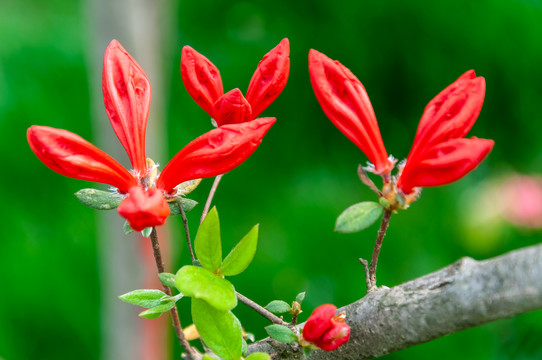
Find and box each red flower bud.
[246,38,290,119]
[309,49,393,175]
[181,46,224,118]
[102,40,150,173]
[213,88,253,126]
[27,125,137,194]
[117,186,170,231]
[302,304,350,352]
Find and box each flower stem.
[177,199,196,263]
[150,228,197,358]
[368,209,393,292]
[236,291,288,326]
[200,174,223,224]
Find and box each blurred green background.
[1,0,542,359]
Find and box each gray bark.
[248,243,542,359]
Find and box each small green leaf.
[246,353,271,360]
[158,273,176,288]
[303,347,312,359]
[335,201,384,233]
[123,221,135,235]
[138,301,175,319]
[119,289,170,308]
[295,292,306,304]
[192,298,242,360]
[176,178,202,196]
[175,265,237,311]
[220,224,259,276]
[169,198,198,215]
[141,227,152,238]
[241,339,248,357]
[195,207,222,272]
[202,356,217,360]
[264,324,298,343]
[264,300,291,314]
[75,188,123,210]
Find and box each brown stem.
[359,258,372,292]
[177,199,196,263]
[150,228,197,358]
[357,165,382,197]
[200,174,223,224]
[368,209,393,292]
[236,291,289,326]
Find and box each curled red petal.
[314,321,351,351]
[156,117,276,192]
[410,70,486,156]
[181,45,224,117]
[117,186,170,231]
[246,38,290,119]
[302,304,337,342]
[213,88,253,126]
[102,39,150,173]
[398,137,494,194]
[309,49,392,175]
[27,125,137,193]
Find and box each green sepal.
[192,298,242,360]
[138,301,175,319]
[219,224,259,276]
[175,265,237,311]
[75,188,123,210]
[158,272,176,288]
[195,207,222,272]
[264,300,291,314]
[246,353,271,360]
[169,198,198,215]
[335,201,383,233]
[141,227,152,238]
[118,289,170,308]
[264,324,298,343]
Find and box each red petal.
[246,38,290,119]
[117,186,170,231]
[302,304,336,342]
[181,46,224,117]
[410,70,485,156]
[315,321,351,351]
[156,117,276,192]
[27,125,137,193]
[213,88,253,126]
[309,49,392,175]
[398,137,494,194]
[102,40,150,173]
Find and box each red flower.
[397,70,494,194]
[302,304,350,351]
[181,39,290,126]
[28,40,275,231]
[308,49,393,176]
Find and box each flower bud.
[117,186,170,231]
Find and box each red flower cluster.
[28,40,276,231]
[309,50,494,199]
[302,304,350,351]
[181,39,290,126]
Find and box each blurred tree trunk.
[85,0,176,359]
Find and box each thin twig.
[177,199,196,263]
[150,228,197,358]
[200,174,223,224]
[236,291,289,326]
[359,258,372,293]
[357,165,382,197]
[368,209,393,292]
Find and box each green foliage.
[195,207,222,272]
[168,198,198,215]
[158,272,176,288]
[264,324,298,343]
[118,289,169,308]
[141,227,152,238]
[74,188,123,210]
[220,224,259,276]
[265,300,291,314]
[175,265,237,311]
[246,353,271,360]
[335,201,383,233]
[138,301,175,319]
[192,298,242,360]
[295,292,306,304]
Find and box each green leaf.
[195,207,222,272]
[192,298,242,360]
[264,300,291,314]
[303,347,312,359]
[335,201,383,233]
[158,273,176,288]
[141,227,152,238]
[220,224,259,276]
[241,338,248,357]
[123,221,134,235]
[118,289,170,308]
[202,356,217,360]
[138,301,175,319]
[176,178,201,196]
[175,265,236,311]
[169,198,198,215]
[295,292,306,304]
[74,188,123,210]
[246,353,271,360]
[264,324,298,343]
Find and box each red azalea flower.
[302,304,350,351]
[181,39,290,126]
[28,40,275,231]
